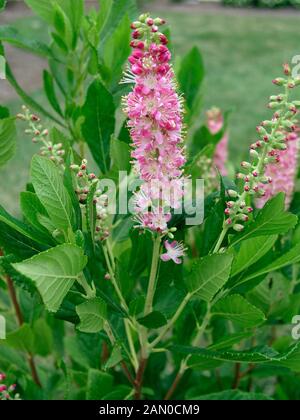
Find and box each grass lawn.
[1,7,300,214]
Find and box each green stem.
[164,304,211,400]
[125,320,139,372]
[103,243,138,370]
[144,235,162,316]
[77,275,96,299]
[150,292,192,350]
[213,225,229,254]
[103,244,129,313]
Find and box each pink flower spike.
[160,241,186,264]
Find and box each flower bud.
[104,273,111,280]
[233,224,244,232]
[283,63,291,76]
[139,14,148,23]
[241,161,251,170]
[272,78,285,86]
[146,17,154,26]
[159,34,168,45]
[227,189,238,198]
[250,149,259,159]
[154,17,166,26]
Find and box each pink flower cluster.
[123,15,185,234]
[0,373,18,400]
[206,107,228,177]
[256,130,299,209]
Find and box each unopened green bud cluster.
[17,106,65,166]
[70,160,110,241]
[224,64,300,232]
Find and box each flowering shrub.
[0,0,300,401]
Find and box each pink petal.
[161,253,171,262]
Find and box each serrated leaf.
[82,80,115,173]
[138,311,167,329]
[208,332,252,351]
[12,244,87,312]
[0,116,16,167]
[212,294,266,327]
[31,155,75,236]
[173,341,300,372]
[231,194,297,246]
[76,298,107,333]
[186,254,233,302]
[231,235,277,277]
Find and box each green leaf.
[110,136,131,172]
[231,235,277,277]
[200,197,225,255]
[86,369,114,400]
[2,324,34,353]
[82,80,115,173]
[212,294,266,327]
[12,244,87,312]
[190,123,227,157]
[237,242,300,286]
[231,193,297,246]
[0,204,48,247]
[186,254,233,302]
[138,311,168,329]
[178,46,204,111]
[20,191,55,243]
[99,0,137,45]
[0,25,52,57]
[53,3,74,49]
[101,385,132,400]
[43,70,63,116]
[173,341,300,372]
[0,105,9,119]
[76,298,107,333]
[0,116,16,167]
[32,319,53,356]
[190,390,273,400]
[208,332,252,351]
[104,343,123,370]
[31,155,75,235]
[102,14,130,89]
[24,0,55,24]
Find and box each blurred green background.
[1,0,300,215]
